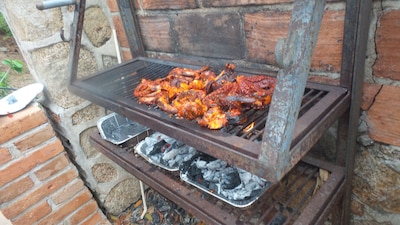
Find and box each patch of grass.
[0,12,12,39]
[0,59,24,97]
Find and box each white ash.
[192,157,271,201]
[139,132,197,168]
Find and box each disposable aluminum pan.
[97,112,149,145]
[179,153,272,208]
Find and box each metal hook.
[60,29,70,42]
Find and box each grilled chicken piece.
[133,63,276,129]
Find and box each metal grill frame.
[51,0,374,223]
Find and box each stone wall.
[0,104,110,224]
[1,0,400,224]
[0,0,142,215]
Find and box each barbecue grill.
[38,0,372,224]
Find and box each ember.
[135,132,198,171]
[135,131,272,207]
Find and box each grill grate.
[90,130,344,225]
[72,57,347,181]
[84,59,328,142]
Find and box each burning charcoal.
[148,139,167,155]
[221,169,241,189]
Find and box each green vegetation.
[0,59,24,97]
[0,12,12,38]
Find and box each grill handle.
[36,0,76,10]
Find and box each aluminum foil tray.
[179,153,272,208]
[97,112,149,145]
[135,132,198,171]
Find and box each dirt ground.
[0,34,36,90]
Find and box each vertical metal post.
[340,0,372,224]
[67,0,86,84]
[116,0,145,58]
[259,0,327,181]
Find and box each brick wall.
[0,104,110,225]
[108,0,400,148]
[106,0,400,223]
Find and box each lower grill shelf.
[90,131,345,225]
[70,57,349,182]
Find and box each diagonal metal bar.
[260,0,327,180]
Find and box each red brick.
[106,0,119,12]
[34,154,69,181]
[122,49,133,61]
[0,105,48,144]
[0,176,34,203]
[1,168,78,219]
[112,16,129,48]
[245,10,344,72]
[174,13,243,59]
[245,10,291,65]
[361,83,382,111]
[37,190,93,225]
[52,179,85,205]
[202,0,291,7]
[14,124,55,152]
[80,211,110,225]
[12,201,51,225]
[0,147,12,165]
[308,75,339,86]
[373,10,400,81]
[138,16,173,52]
[0,139,64,187]
[133,0,197,10]
[368,85,400,146]
[69,201,98,224]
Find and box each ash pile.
[135,132,198,171]
[180,153,272,207]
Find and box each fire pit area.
[90,130,345,224]
[58,0,372,223]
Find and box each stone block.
[92,163,117,183]
[104,178,141,215]
[373,10,400,81]
[84,7,112,48]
